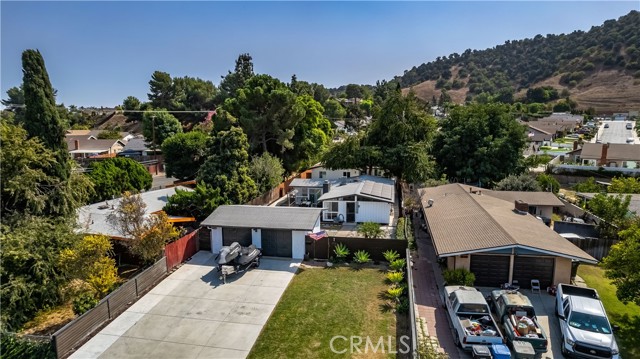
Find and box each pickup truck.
[442,286,504,350]
[490,290,548,355]
[556,284,620,358]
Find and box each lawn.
[248,266,409,359]
[577,265,640,359]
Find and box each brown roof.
[65,136,125,153]
[580,143,640,161]
[480,189,565,207]
[419,183,595,263]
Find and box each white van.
[626,122,633,130]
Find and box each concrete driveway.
[69,251,299,359]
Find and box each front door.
[346,202,356,222]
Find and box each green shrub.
[357,222,383,238]
[386,271,404,285]
[333,243,350,262]
[383,250,400,263]
[443,268,476,286]
[386,287,404,302]
[0,332,55,359]
[396,297,409,314]
[390,259,407,272]
[72,291,99,316]
[353,250,371,264]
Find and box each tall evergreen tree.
[21,49,70,180]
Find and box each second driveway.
[70,251,299,359]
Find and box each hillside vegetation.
[397,10,640,112]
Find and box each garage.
[470,255,510,287]
[513,256,554,289]
[222,227,252,247]
[261,229,293,257]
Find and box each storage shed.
[201,205,322,259]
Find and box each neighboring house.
[526,125,554,147]
[419,183,596,289]
[538,113,584,123]
[317,175,395,224]
[201,205,322,259]
[76,186,194,239]
[311,166,361,180]
[577,143,640,168]
[65,136,126,159]
[117,137,156,157]
[576,192,640,216]
[473,186,565,219]
[66,129,135,142]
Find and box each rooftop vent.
[427,199,434,207]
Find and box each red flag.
[204,108,217,122]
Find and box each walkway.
[412,215,468,359]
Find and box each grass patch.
[577,265,640,358]
[19,303,75,336]
[248,266,408,359]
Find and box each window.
[319,171,326,179]
[323,201,339,220]
[343,171,350,178]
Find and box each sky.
[1,1,638,107]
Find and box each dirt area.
[20,303,76,336]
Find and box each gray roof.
[317,176,395,202]
[477,188,565,207]
[580,143,640,161]
[290,178,327,188]
[76,186,193,238]
[121,138,151,152]
[419,183,596,263]
[65,136,125,153]
[201,205,322,231]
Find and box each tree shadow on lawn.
[610,312,640,358]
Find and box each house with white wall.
[317,176,395,224]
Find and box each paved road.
[593,121,637,144]
[70,252,299,359]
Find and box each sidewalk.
[411,216,467,359]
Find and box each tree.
[1,86,25,111]
[21,49,71,180]
[123,95,143,122]
[587,193,632,238]
[0,217,80,330]
[107,192,180,263]
[219,53,255,99]
[573,177,604,193]
[197,127,258,204]
[147,71,173,109]
[601,219,640,305]
[96,129,122,139]
[249,152,286,194]
[59,235,119,297]
[1,120,93,220]
[608,176,640,194]
[434,103,527,185]
[536,173,560,193]
[142,109,183,148]
[161,131,209,180]
[494,174,541,191]
[86,157,152,202]
[323,99,347,120]
[163,184,227,221]
[357,222,383,239]
[345,84,363,100]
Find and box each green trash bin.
[512,341,535,359]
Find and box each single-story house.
[317,175,395,224]
[527,125,554,147]
[66,129,135,142]
[76,186,194,239]
[577,143,640,168]
[117,137,156,157]
[201,205,322,259]
[310,166,361,180]
[65,136,126,159]
[470,186,565,219]
[419,183,596,289]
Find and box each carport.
[202,205,322,259]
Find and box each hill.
[397,10,640,112]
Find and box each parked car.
[442,286,504,350]
[556,284,620,358]
[626,122,633,130]
[626,137,634,144]
[490,290,548,355]
[604,123,609,128]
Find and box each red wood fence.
[165,229,199,270]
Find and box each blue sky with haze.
[1,1,638,107]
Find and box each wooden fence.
[165,229,200,271]
[564,237,619,261]
[53,257,168,359]
[406,249,418,358]
[306,236,408,261]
